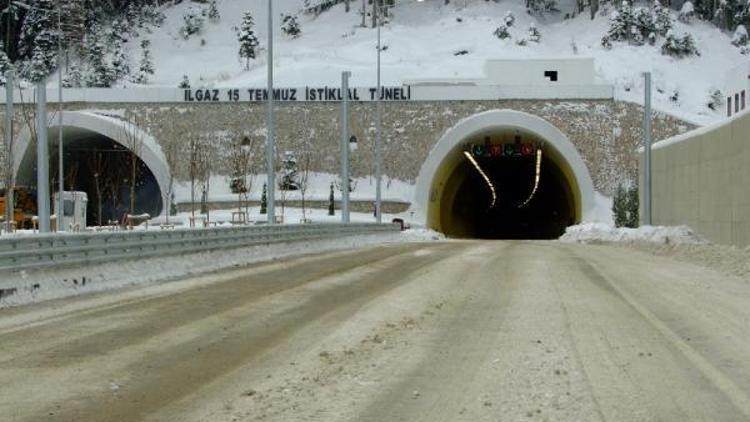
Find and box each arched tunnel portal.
[415,110,595,239]
[13,112,170,226]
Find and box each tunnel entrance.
[13,112,170,227]
[415,110,595,240]
[59,136,162,226]
[445,142,574,239]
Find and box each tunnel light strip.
[519,149,543,208]
[463,151,497,208]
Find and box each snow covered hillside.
[129,0,746,125]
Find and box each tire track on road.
[1,242,469,422]
[566,247,750,421]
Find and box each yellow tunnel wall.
[426,131,583,235]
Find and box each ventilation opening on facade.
[544,71,558,82]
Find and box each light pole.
[341,71,351,223]
[374,0,383,224]
[643,72,652,226]
[36,78,51,233]
[57,0,64,231]
[4,69,14,234]
[266,0,276,224]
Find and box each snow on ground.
[559,222,706,244]
[130,0,744,125]
[0,228,443,309]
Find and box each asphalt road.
[1,240,749,421]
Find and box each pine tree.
[679,1,695,23]
[181,7,205,39]
[179,74,191,88]
[732,24,749,46]
[528,23,541,43]
[108,19,129,45]
[526,0,559,16]
[170,193,178,216]
[26,46,54,83]
[111,43,131,81]
[62,64,83,88]
[612,184,628,228]
[18,0,58,65]
[707,89,724,110]
[0,50,10,86]
[652,0,672,36]
[626,185,639,228]
[280,151,299,190]
[207,0,221,23]
[281,14,301,38]
[606,3,633,42]
[238,12,260,70]
[260,183,268,214]
[661,31,700,57]
[494,24,511,39]
[634,8,656,41]
[134,39,155,84]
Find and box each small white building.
[404,57,612,101]
[724,62,749,117]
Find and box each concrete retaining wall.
[641,110,750,247]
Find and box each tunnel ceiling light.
[518,148,543,208]
[463,151,497,208]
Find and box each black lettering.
[185,90,193,101]
[407,85,411,100]
[384,88,394,100]
[369,88,377,100]
[327,87,336,101]
[212,89,219,101]
[316,88,325,100]
[196,90,204,101]
[393,89,401,100]
[353,88,360,100]
[290,88,297,101]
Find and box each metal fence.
[0,223,400,273]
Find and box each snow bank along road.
[1,241,750,421]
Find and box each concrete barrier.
[640,110,750,247]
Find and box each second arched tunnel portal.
[417,110,595,240]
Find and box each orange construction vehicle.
[0,187,37,230]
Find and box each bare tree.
[120,115,145,215]
[86,150,106,226]
[200,133,215,223]
[188,132,210,222]
[104,150,126,223]
[298,145,312,222]
[161,124,180,224]
[228,134,258,221]
[297,110,313,222]
[188,132,200,219]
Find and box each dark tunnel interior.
[441,150,575,239]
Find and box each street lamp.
[241,136,252,219]
[266,0,276,225]
[374,0,383,224]
[57,0,64,232]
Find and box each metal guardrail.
[0,223,400,273]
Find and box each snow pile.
[559,223,706,244]
[0,229,441,309]
[399,228,445,242]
